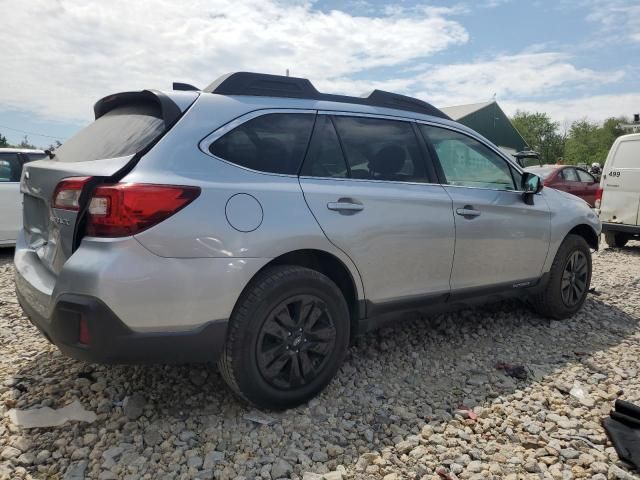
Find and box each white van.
[597,133,640,247]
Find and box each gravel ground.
[1,242,640,480]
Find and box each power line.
[0,123,65,140]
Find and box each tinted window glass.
[54,103,165,163]
[0,153,19,182]
[420,125,515,190]
[576,169,595,183]
[301,116,348,178]
[210,113,314,175]
[561,168,579,182]
[332,116,427,182]
[25,153,47,162]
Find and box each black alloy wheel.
[560,250,589,307]
[256,295,336,390]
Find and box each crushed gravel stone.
[1,242,639,479]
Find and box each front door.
[299,114,455,310]
[418,124,550,292]
[575,168,599,207]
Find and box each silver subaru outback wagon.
[15,72,601,409]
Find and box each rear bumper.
[16,290,228,364]
[602,222,640,236]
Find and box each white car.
[597,133,640,247]
[0,148,47,246]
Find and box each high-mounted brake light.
[86,183,200,237]
[52,177,91,211]
[594,186,603,209]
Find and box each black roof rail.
[203,72,450,120]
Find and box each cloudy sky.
[1,0,638,146]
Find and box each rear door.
[299,114,455,311]
[20,91,193,274]
[418,124,550,291]
[0,152,22,242]
[600,138,640,226]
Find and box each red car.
[525,165,599,207]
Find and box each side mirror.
[521,172,543,205]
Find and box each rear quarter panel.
[123,94,366,300]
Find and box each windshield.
[54,103,164,163]
[525,166,556,179]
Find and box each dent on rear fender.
[56,237,272,331]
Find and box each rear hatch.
[21,90,196,275]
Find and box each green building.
[440,101,529,157]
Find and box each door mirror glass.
[522,172,543,194]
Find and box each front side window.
[561,168,579,182]
[331,116,427,182]
[210,113,315,175]
[419,125,515,190]
[576,169,595,183]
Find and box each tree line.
[510,112,630,166]
[0,133,62,150]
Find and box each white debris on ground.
[1,242,639,480]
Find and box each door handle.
[327,200,364,213]
[456,206,481,218]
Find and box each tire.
[218,265,350,410]
[532,234,592,320]
[605,231,628,248]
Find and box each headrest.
[370,145,406,175]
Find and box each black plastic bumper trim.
[602,222,640,236]
[16,291,227,365]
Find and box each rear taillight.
[594,186,603,209]
[86,183,200,237]
[52,177,91,211]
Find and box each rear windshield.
[54,103,164,162]
[525,166,555,179]
[612,140,640,169]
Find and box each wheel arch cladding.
[568,224,599,250]
[242,249,360,339]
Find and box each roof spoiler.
[203,72,451,119]
[93,90,182,129]
[173,82,200,91]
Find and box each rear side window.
[300,116,348,178]
[210,113,315,175]
[331,116,427,182]
[25,153,48,162]
[54,103,165,163]
[0,153,20,182]
[612,140,640,169]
